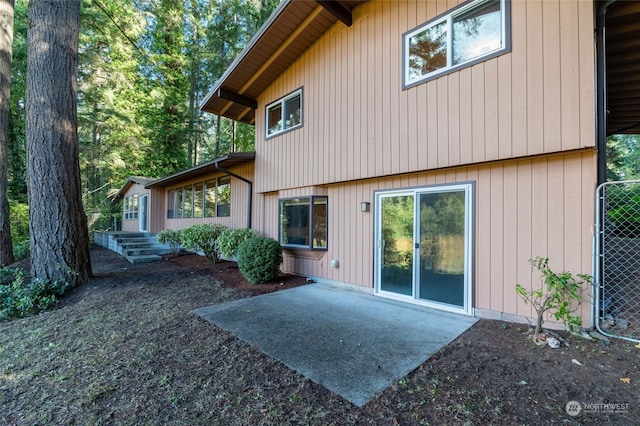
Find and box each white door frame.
[374,183,474,316]
[139,193,149,232]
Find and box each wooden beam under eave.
[216,88,258,110]
[316,0,352,26]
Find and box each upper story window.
[403,0,510,88]
[266,88,303,138]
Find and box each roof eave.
[146,152,256,188]
[199,0,292,114]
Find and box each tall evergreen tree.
[0,0,14,265]
[26,0,91,286]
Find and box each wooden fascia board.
[316,0,352,27]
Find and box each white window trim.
[265,88,303,138]
[403,0,510,89]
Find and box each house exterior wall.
[247,0,598,322]
[120,183,158,233]
[257,150,596,321]
[254,0,595,193]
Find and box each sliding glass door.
[375,183,473,315]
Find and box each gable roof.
[146,152,256,188]
[200,0,366,124]
[115,176,158,199]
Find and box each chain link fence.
[595,181,640,343]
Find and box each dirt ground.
[0,245,638,425]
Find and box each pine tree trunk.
[0,0,15,266]
[26,0,91,287]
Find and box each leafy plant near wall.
[0,267,72,319]
[515,257,591,343]
[236,237,282,284]
[157,229,182,255]
[217,228,259,259]
[180,224,228,263]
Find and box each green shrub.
[236,237,283,284]
[217,228,259,258]
[157,229,182,254]
[0,268,70,319]
[180,223,228,263]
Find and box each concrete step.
[126,254,163,264]
[125,247,165,256]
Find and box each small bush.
[217,228,259,258]
[0,268,70,319]
[236,237,283,284]
[515,257,591,342]
[180,223,228,263]
[157,229,182,254]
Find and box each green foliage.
[10,201,29,260]
[236,237,282,284]
[156,229,182,254]
[12,241,30,261]
[0,268,70,319]
[180,223,227,263]
[9,200,29,243]
[605,184,640,237]
[515,257,591,341]
[606,134,640,181]
[217,228,259,258]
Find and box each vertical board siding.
[261,151,595,321]
[254,0,595,194]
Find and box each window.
[183,185,193,219]
[279,196,328,250]
[166,176,232,219]
[403,0,509,88]
[205,179,216,217]
[124,194,139,220]
[217,176,231,217]
[167,190,177,218]
[266,88,302,137]
[193,183,204,218]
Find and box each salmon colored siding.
[254,0,595,194]
[257,151,595,321]
[121,183,154,233]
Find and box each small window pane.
[312,197,328,249]
[284,95,301,129]
[280,198,310,246]
[183,186,193,219]
[132,194,139,219]
[205,179,216,217]
[176,189,183,218]
[167,190,176,218]
[408,20,447,80]
[193,183,204,218]
[267,104,282,135]
[217,176,231,217]
[453,0,502,65]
